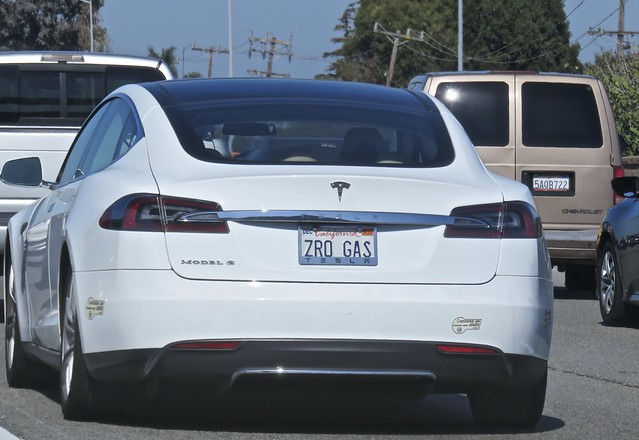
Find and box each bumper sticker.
[452,317,482,334]
[86,298,105,320]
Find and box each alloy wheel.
[60,282,77,403]
[5,265,16,371]
[599,250,616,315]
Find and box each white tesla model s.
[2,78,553,426]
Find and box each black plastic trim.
[84,340,547,395]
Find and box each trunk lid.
[156,168,505,285]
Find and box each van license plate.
[532,175,570,192]
[298,225,378,266]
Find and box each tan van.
[0,51,173,257]
[408,72,625,291]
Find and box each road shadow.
[553,285,596,300]
[81,383,566,436]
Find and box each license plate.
[298,225,378,266]
[532,175,570,192]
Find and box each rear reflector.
[436,345,498,355]
[172,341,241,350]
[99,194,229,233]
[444,201,542,239]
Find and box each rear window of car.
[434,81,509,147]
[163,103,455,168]
[0,65,165,126]
[522,82,603,148]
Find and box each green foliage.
[587,52,639,156]
[321,0,581,86]
[0,0,108,52]
[148,46,179,77]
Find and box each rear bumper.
[544,228,599,263]
[85,340,548,395]
[72,269,553,391]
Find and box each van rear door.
[514,74,614,238]
[429,74,516,179]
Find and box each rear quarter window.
[434,82,509,147]
[522,82,603,148]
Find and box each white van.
[0,52,174,254]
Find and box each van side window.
[522,82,603,148]
[435,82,509,147]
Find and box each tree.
[321,0,581,86]
[0,0,108,52]
[148,46,179,78]
[587,51,639,156]
[463,0,580,72]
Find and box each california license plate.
[298,225,378,265]
[532,175,570,192]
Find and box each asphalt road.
[1,272,638,440]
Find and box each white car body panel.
[74,270,552,359]
[3,79,553,424]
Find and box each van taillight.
[613,166,625,205]
[99,194,229,233]
[444,201,542,239]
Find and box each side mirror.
[611,176,639,198]
[1,157,43,187]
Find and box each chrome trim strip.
[231,368,437,384]
[177,210,490,228]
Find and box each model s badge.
[331,181,351,202]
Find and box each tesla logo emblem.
[331,181,351,202]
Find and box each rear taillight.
[171,341,241,350]
[99,194,229,233]
[613,165,625,205]
[444,201,542,239]
[436,344,498,355]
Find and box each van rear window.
[435,82,509,147]
[0,65,165,126]
[522,82,603,148]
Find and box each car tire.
[5,261,49,388]
[564,264,595,293]
[59,268,97,420]
[597,241,626,326]
[468,369,547,428]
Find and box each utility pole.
[458,0,463,71]
[228,0,233,77]
[587,0,639,57]
[618,0,625,56]
[192,45,230,78]
[373,22,429,86]
[80,0,94,52]
[248,33,292,77]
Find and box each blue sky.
[100,0,639,79]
